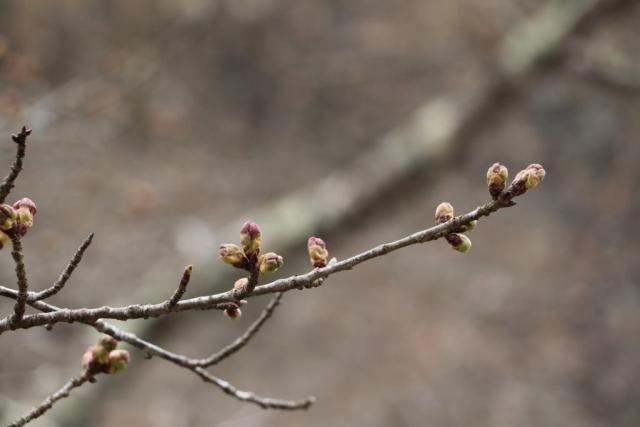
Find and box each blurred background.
[0,0,639,426]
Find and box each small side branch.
[193,292,283,367]
[8,371,93,427]
[0,127,31,204]
[32,233,94,301]
[193,367,314,410]
[9,235,29,328]
[164,265,192,310]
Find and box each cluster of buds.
[307,236,329,268]
[81,335,130,375]
[0,197,37,249]
[486,162,545,200]
[219,221,284,276]
[435,202,473,253]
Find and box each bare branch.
[0,127,31,204]
[193,292,283,367]
[8,370,93,427]
[0,287,314,410]
[31,233,95,301]
[8,235,29,328]
[0,191,519,333]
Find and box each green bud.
[219,243,245,267]
[435,202,454,224]
[107,349,130,374]
[446,233,472,253]
[258,252,284,275]
[307,236,329,268]
[486,163,508,199]
[240,221,262,256]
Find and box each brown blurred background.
[0,0,639,426]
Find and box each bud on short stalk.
[258,252,284,275]
[445,233,472,253]
[307,236,329,268]
[435,202,454,224]
[240,221,262,256]
[219,243,246,267]
[511,163,546,196]
[486,163,508,199]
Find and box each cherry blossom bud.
[445,233,472,253]
[258,252,284,275]
[307,236,329,268]
[240,221,262,256]
[219,243,245,267]
[12,197,37,215]
[512,163,546,196]
[224,307,242,320]
[486,163,508,199]
[107,349,130,374]
[435,202,454,224]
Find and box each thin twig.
[193,292,283,367]
[0,127,30,204]
[8,370,93,427]
[0,287,314,411]
[31,233,94,301]
[8,235,29,328]
[0,193,517,333]
[165,265,192,310]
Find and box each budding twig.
[0,126,30,205]
[0,189,523,333]
[31,233,95,301]
[8,370,94,427]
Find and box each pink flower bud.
[258,252,284,275]
[435,202,454,224]
[240,221,262,256]
[307,236,329,268]
[486,163,508,199]
[512,163,546,196]
[12,197,37,215]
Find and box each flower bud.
[445,233,472,253]
[512,163,546,196]
[107,349,130,374]
[486,163,508,199]
[240,221,261,256]
[219,243,245,267]
[233,277,249,291]
[224,307,242,320]
[12,198,37,215]
[307,236,329,268]
[0,204,16,231]
[0,230,9,250]
[93,336,118,363]
[435,202,454,224]
[258,252,284,275]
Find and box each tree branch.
[8,235,29,328]
[0,192,517,333]
[7,370,93,427]
[31,233,94,302]
[0,126,30,204]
